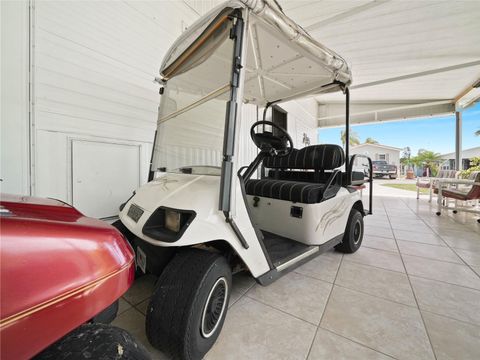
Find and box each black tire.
[91,300,118,324]
[335,208,364,254]
[389,175,397,179]
[146,248,231,360]
[35,323,151,360]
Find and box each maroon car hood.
[0,194,134,320]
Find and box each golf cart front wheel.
[335,208,364,254]
[146,248,231,360]
[35,323,150,360]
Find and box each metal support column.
[455,111,462,170]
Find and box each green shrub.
[459,157,480,179]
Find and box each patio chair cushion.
[434,171,480,200]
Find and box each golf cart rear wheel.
[146,248,231,360]
[335,208,364,253]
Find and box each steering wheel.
[250,121,293,157]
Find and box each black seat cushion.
[264,144,345,170]
[245,178,325,204]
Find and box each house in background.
[440,146,480,170]
[350,143,402,175]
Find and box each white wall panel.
[72,139,141,218]
[2,0,320,218]
[29,0,198,216]
[0,0,30,195]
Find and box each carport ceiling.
[280,0,480,127]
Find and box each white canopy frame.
[159,0,352,107]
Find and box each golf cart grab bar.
[348,154,373,215]
[320,169,342,202]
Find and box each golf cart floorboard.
[261,230,313,267]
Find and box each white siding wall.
[1,0,200,216]
[281,98,318,148]
[1,0,319,217]
[1,1,31,195]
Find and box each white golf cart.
[114,1,372,359]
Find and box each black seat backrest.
[264,144,345,171]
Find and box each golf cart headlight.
[142,207,196,242]
[165,209,181,232]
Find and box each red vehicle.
[0,194,149,360]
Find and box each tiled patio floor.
[113,196,480,360]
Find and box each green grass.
[381,183,429,194]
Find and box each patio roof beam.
[317,100,455,128]
[350,61,480,90]
[455,78,480,109]
[305,0,391,32]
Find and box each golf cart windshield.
[151,12,234,175]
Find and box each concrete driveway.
[365,177,420,198]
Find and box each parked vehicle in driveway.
[371,160,398,179]
[0,194,150,360]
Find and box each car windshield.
[151,17,234,176]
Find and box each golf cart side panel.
[247,188,361,245]
[119,173,271,277]
[0,194,135,360]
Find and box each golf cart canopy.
[159,0,352,106]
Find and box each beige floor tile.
[247,271,332,324]
[344,247,405,273]
[397,241,462,263]
[123,274,157,305]
[439,229,480,241]
[364,217,391,229]
[206,297,316,360]
[321,286,434,360]
[403,255,480,290]
[390,219,427,227]
[363,234,398,252]
[112,307,168,360]
[335,261,416,306]
[118,297,132,314]
[391,223,434,234]
[453,248,480,266]
[229,271,256,307]
[364,225,394,239]
[410,276,480,325]
[387,213,419,221]
[441,235,480,252]
[135,299,149,315]
[307,328,392,360]
[294,249,342,283]
[422,312,480,360]
[473,266,480,276]
[393,230,446,245]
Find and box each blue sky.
[318,102,480,156]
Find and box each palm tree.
[411,150,442,176]
[340,129,360,147]
[365,137,378,144]
[475,129,480,136]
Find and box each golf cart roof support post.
[345,87,350,174]
[148,130,158,181]
[219,10,245,213]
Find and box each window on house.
[378,154,386,160]
[272,106,287,137]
